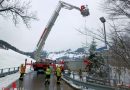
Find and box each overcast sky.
[0,0,106,52]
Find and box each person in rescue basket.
[44,66,51,85]
[56,66,62,84]
[19,64,26,80]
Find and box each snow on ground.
[47,52,84,60]
[0,49,35,89]
[0,72,20,89]
[110,66,130,85]
[0,49,35,69]
[0,68,33,89]
[47,52,65,60]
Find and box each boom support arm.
[34,1,89,61]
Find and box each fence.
[0,67,19,78]
[63,72,129,90]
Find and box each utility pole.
[99,17,110,84]
[99,17,107,47]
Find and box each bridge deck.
[8,72,75,90]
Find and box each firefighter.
[44,66,51,85]
[19,64,26,80]
[56,66,62,84]
[79,69,83,81]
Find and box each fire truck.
[32,1,89,73]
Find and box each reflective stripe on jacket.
[46,68,51,75]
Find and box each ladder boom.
[34,1,89,61]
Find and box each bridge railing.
[0,67,19,78]
[63,71,129,90]
[63,73,115,90]
[66,71,111,85]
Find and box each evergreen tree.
[88,39,96,60]
[88,39,106,78]
[88,39,98,68]
[89,39,96,55]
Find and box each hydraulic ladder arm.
[34,1,89,61]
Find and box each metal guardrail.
[63,73,129,90]
[63,73,115,90]
[69,72,111,85]
[0,67,19,78]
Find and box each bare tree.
[0,0,37,28]
[110,24,130,66]
[100,0,130,83]
[77,21,130,68]
[102,0,130,19]
[77,22,130,83]
[101,0,130,68]
[76,0,130,83]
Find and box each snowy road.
[7,72,75,90]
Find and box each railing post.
[1,69,3,74]
[8,68,10,74]
[25,58,27,68]
[14,67,15,71]
[86,76,88,82]
[73,72,75,79]
[30,60,32,70]
[18,67,19,71]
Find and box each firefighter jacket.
[56,67,61,76]
[45,68,51,75]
